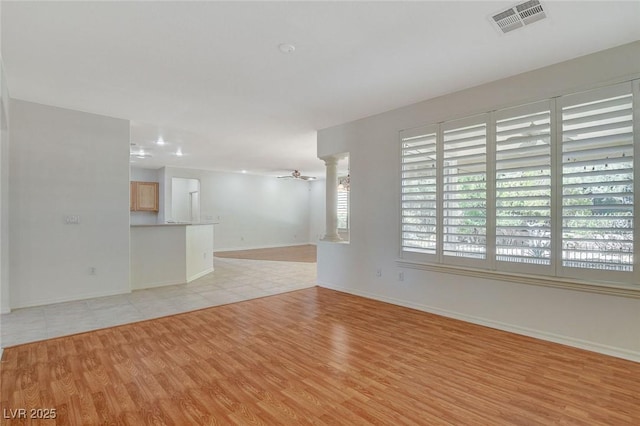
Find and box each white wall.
[9,99,131,308]
[186,224,213,281]
[130,225,186,289]
[162,167,312,251]
[0,0,6,359]
[171,177,199,223]
[317,41,640,361]
[130,166,160,225]
[0,52,9,315]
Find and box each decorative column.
[322,156,342,242]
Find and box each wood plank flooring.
[2,287,639,425]
[214,245,317,263]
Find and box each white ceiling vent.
[491,0,547,34]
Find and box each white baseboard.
[12,287,132,310]
[215,242,312,252]
[318,281,640,363]
[131,279,185,291]
[187,267,214,283]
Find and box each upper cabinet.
[131,181,159,212]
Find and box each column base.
[321,234,343,242]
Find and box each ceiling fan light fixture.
[277,169,316,181]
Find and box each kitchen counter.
[131,222,218,227]
[130,223,214,289]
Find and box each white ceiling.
[3,1,639,178]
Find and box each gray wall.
[162,166,313,251]
[9,99,130,308]
[317,41,640,361]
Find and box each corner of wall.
[0,54,11,314]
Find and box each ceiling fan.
[277,170,316,181]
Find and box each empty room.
[1,1,640,424]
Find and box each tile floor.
[0,257,317,348]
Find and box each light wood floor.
[214,245,317,263]
[2,287,639,425]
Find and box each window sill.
[318,238,350,245]
[395,259,640,299]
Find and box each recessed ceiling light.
[241,170,247,174]
[278,43,295,54]
[132,148,152,159]
[157,137,165,146]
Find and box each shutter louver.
[337,188,349,230]
[401,130,437,254]
[496,109,551,265]
[443,122,487,259]
[561,92,634,272]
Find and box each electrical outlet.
[376,268,382,277]
[89,267,96,275]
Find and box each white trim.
[317,280,640,362]
[12,288,132,310]
[133,279,185,290]
[214,242,313,252]
[396,259,640,298]
[186,267,213,283]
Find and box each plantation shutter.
[337,187,349,230]
[559,83,634,278]
[442,116,487,264]
[495,103,552,271]
[401,125,438,257]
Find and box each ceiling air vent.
[491,0,546,34]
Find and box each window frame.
[494,100,555,276]
[399,124,440,264]
[556,82,637,283]
[441,114,489,269]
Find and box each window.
[443,118,487,264]
[401,126,438,257]
[495,103,552,272]
[559,85,634,281]
[336,154,350,241]
[337,179,349,230]
[400,81,638,287]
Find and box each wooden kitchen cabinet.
[131,181,159,212]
